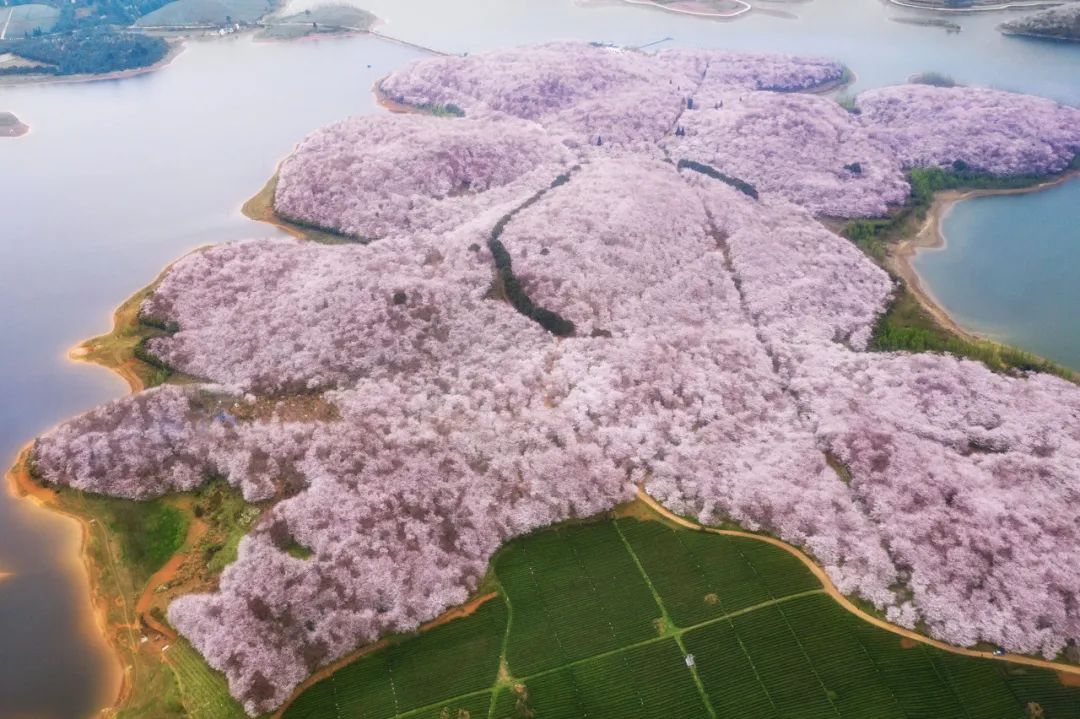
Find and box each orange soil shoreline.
[891,168,1080,345]
[0,282,155,715]
[4,449,128,716]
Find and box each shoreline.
[888,0,1062,11]
[890,168,1080,349]
[4,448,128,717]
[1,274,170,716]
[617,0,753,19]
[1000,28,1080,42]
[8,72,1078,717]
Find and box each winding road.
[635,487,1080,680]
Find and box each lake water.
[914,179,1080,370]
[1,1,1078,716]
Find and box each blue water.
[1,0,1079,715]
[914,179,1080,369]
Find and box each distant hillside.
[1000,5,1080,41]
[1,4,58,39]
[134,0,275,26]
[258,4,375,39]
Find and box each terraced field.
[166,639,247,719]
[282,508,1080,719]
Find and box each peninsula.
[18,42,1080,718]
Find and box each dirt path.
[635,487,1080,680]
[135,510,208,641]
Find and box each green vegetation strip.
[283,514,1080,718]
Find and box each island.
[13,42,1080,718]
[1000,4,1080,41]
[0,110,28,136]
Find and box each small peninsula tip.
[0,111,28,137]
[1000,4,1080,42]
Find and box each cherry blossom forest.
[31,43,1080,714]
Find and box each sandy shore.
[890,169,1080,345]
[372,79,429,115]
[0,275,171,715]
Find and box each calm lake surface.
[914,179,1080,370]
[1,0,1078,715]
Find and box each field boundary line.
[636,487,1080,679]
[614,519,717,719]
[666,526,783,715]
[487,582,513,719]
[722,537,841,717]
[835,604,914,719]
[391,687,493,719]
[562,526,650,712]
[514,539,591,716]
[395,577,821,716]
[922,646,979,719]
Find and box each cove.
[913,178,1080,371]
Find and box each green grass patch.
[869,286,1070,378]
[283,512,1080,719]
[677,158,759,199]
[105,499,187,585]
[55,488,188,587]
[193,479,264,575]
